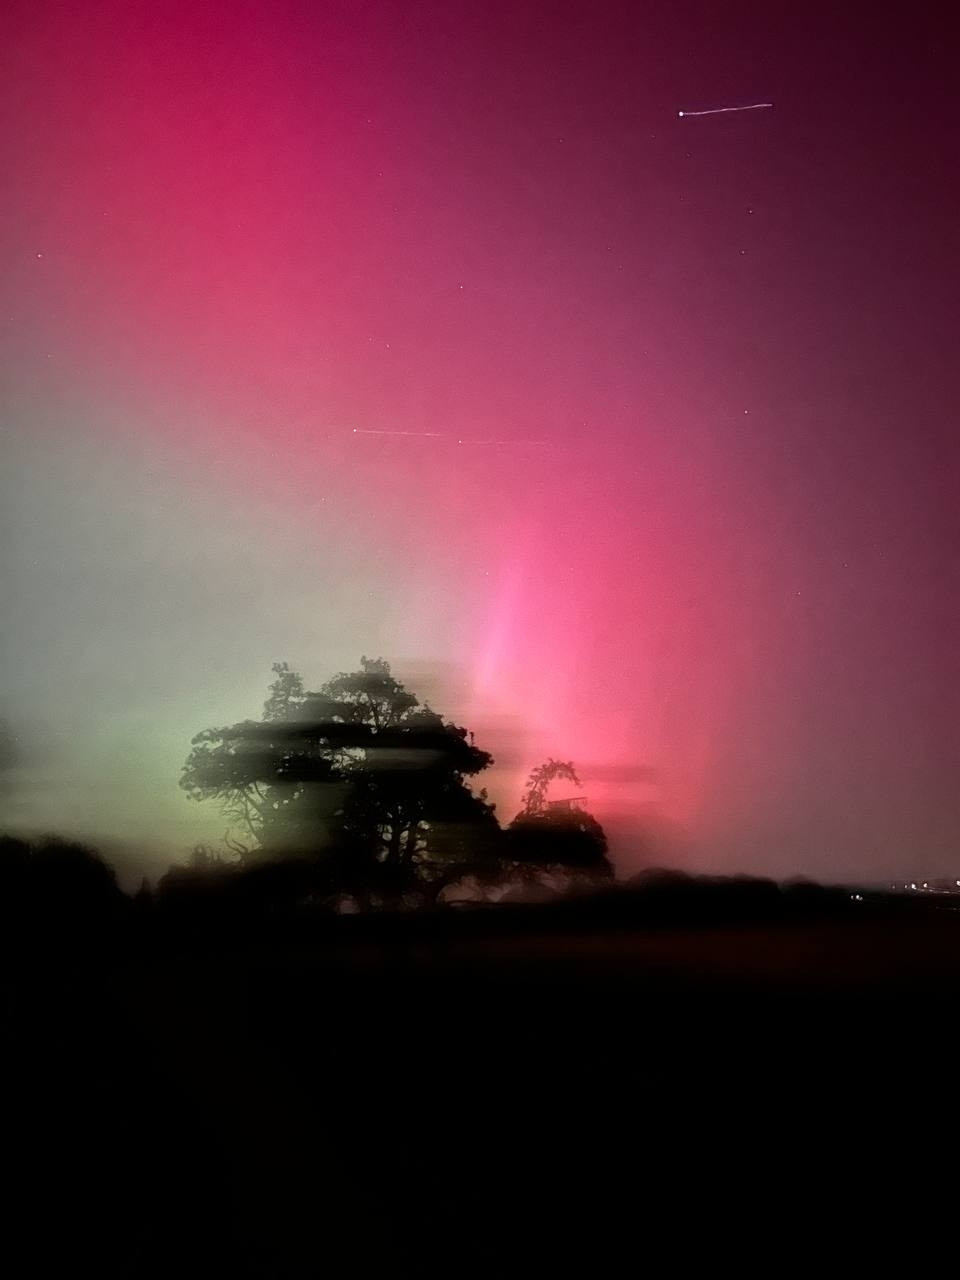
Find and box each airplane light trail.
[678,102,773,118]
[352,428,444,438]
[352,429,548,447]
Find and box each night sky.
[2,1,957,885]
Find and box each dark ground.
[5,895,958,1275]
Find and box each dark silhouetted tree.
[181,657,501,905]
[520,758,581,815]
[506,759,612,884]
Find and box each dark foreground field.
[5,894,958,1276]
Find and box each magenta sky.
[2,1,957,884]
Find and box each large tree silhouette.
[181,658,501,903]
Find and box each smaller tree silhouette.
[506,759,612,883]
[520,759,583,816]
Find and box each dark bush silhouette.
[0,834,127,942]
[626,866,693,889]
[0,834,31,899]
[30,836,122,901]
[506,807,610,868]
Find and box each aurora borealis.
[2,1,957,886]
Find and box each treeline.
[0,830,926,953]
[146,861,876,944]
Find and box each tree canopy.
[181,658,501,904]
[506,758,612,880]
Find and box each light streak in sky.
[352,429,548,446]
[459,438,549,447]
[678,103,773,118]
[352,428,445,438]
